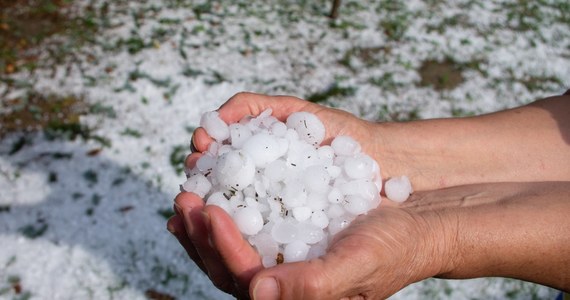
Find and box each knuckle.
[228,91,253,104]
[302,266,333,299]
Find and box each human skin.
[190,92,570,191]
[168,92,570,299]
[169,181,570,299]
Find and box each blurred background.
[1,0,568,299]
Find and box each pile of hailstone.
[182,109,412,267]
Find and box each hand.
[170,91,400,298]
[167,190,454,299]
[190,91,423,200]
[168,192,262,299]
[191,92,382,166]
[169,92,436,299]
[169,180,570,299]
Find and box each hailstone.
[181,108,413,267]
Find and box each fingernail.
[190,140,198,153]
[173,202,182,215]
[166,222,176,234]
[253,277,279,300]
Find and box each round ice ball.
[206,192,233,215]
[282,183,307,207]
[331,135,361,156]
[229,123,252,148]
[181,174,212,198]
[264,159,288,183]
[344,155,374,179]
[292,206,312,222]
[327,204,345,219]
[286,112,325,146]
[344,195,370,215]
[242,133,283,167]
[339,179,380,205]
[303,165,330,193]
[283,240,310,263]
[306,192,328,211]
[196,154,216,173]
[215,150,255,190]
[270,121,287,137]
[328,187,343,204]
[234,207,264,236]
[384,175,413,203]
[317,145,335,160]
[297,223,325,244]
[271,221,298,244]
[249,233,279,267]
[311,210,329,229]
[200,111,230,142]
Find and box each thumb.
[249,247,371,300]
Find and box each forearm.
[374,95,570,190]
[416,182,570,290]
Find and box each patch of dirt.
[418,59,464,91]
[0,0,74,74]
[0,92,88,137]
[0,0,105,137]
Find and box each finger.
[190,140,198,153]
[204,205,263,287]
[218,92,312,124]
[191,127,213,153]
[167,214,207,273]
[174,193,236,293]
[184,152,203,170]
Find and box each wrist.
[370,118,490,191]
[412,208,461,280]
[369,120,448,191]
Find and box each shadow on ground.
[0,132,230,299]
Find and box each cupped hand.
[168,188,455,299]
[168,192,261,298]
[191,92,383,170]
[167,92,454,299]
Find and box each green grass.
[169,145,188,174]
[306,83,356,103]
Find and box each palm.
[323,207,431,298]
[191,198,429,299]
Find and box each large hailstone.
[200,111,229,142]
[241,133,285,167]
[214,150,255,190]
[234,207,264,235]
[184,108,412,267]
[181,173,211,197]
[286,112,325,146]
[384,175,413,203]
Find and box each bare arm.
[191,92,570,191]
[405,181,570,291]
[376,95,570,190]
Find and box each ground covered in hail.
[1,0,568,299]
